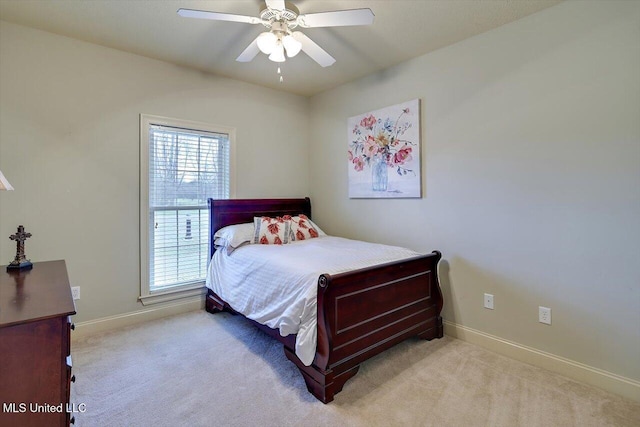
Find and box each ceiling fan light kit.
[177,0,374,72]
[256,22,302,60]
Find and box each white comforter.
[205,236,420,366]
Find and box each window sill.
[139,283,207,306]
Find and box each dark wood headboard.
[207,197,312,260]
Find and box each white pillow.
[214,222,254,254]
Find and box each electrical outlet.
[484,293,494,310]
[539,306,551,325]
[71,286,80,300]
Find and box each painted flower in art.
[349,105,416,177]
[375,132,390,147]
[363,135,379,157]
[393,146,412,165]
[360,115,376,129]
[352,156,364,172]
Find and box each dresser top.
[0,260,76,328]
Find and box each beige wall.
[0,21,309,323]
[309,0,640,383]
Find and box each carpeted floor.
[70,311,640,427]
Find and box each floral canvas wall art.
[348,99,421,198]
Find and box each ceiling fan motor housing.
[260,2,300,30]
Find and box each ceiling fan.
[177,0,374,67]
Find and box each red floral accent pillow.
[252,216,291,245]
[285,214,320,241]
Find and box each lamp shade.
[268,43,286,63]
[0,170,13,191]
[282,35,302,58]
[257,31,278,54]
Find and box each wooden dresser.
[0,260,76,427]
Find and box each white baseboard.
[71,296,205,341]
[443,320,640,402]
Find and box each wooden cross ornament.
[7,225,33,271]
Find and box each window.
[140,115,234,304]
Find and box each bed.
[206,197,444,403]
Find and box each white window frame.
[139,114,235,305]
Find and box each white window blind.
[146,122,230,292]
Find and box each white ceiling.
[0,0,562,96]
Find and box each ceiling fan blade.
[297,8,374,28]
[177,8,261,24]
[265,0,285,11]
[292,32,336,67]
[236,37,261,62]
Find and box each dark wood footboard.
[206,198,444,403]
[286,251,443,403]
